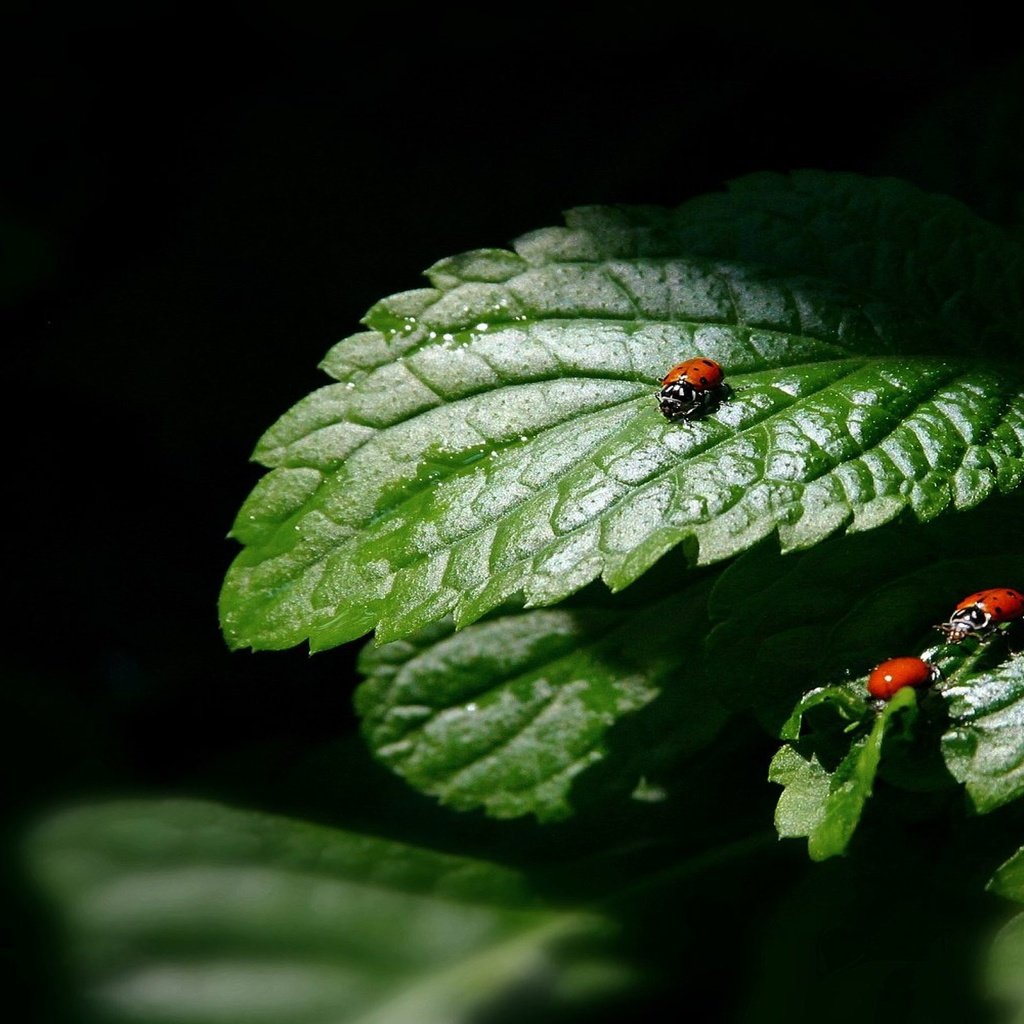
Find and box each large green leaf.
[220,173,1024,653]
[355,581,727,821]
[942,654,1024,813]
[26,800,610,1024]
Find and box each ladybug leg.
[935,622,968,643]
[1003,621,1022,656]
[685,388,719,419]
[659,380,729,420]
[697,385,726,416]
[936,607,990,643]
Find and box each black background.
[4,3,1024,1019]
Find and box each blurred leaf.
[988,914,1024,1021]
[770,686,917,861]
[355,583,727,821]
[27,800,611,1024]
[943,654,1024,814]
[707,492,1024,729]
[988,846,1024,1019]
[220,173,1024,654]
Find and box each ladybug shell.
[867,657,936,700]
[955,588,1024,625]
[660,358,724,390]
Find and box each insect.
[867,657,940,700]
[657,358,729,420]
[935,588,1024,643]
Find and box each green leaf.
[770,686,918,860]
[768,744,831,839]
[220,172,1024,653]
[991,847,1024,903]
[707,492,1024,729]
[660,170,1024,346]
[778,684,870,741]
[988,913,1024,1019]
[988,847,1024,1018]
[356,582,728,821]
[942,654,1024,814]
[26,800,610,1024]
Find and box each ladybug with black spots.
[867,657,940,700]
[935,588,1024,643]
[657,358,730,420]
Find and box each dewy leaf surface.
[220,173,1024,653]
[942,654,1024,813]
[26,800,607,1024]
[356,583,727,821]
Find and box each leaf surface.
[942,654,1024,813]
[769,686,917,861]
[356,583,726,820]
[27,800,608,1024]
[220,173,1024,652]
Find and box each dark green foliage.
[356,582,726,821]
[31,171,1024,1023]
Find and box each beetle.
[935,588,1024,643]
[867,656,939,700]
[657,358,729,420]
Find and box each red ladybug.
[658,358,729,420]
[935,588,1024,643]
[867,657,939,700]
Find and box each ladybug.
[935,587,1024,643]
[658,358,729,420]
[867,657,939,700]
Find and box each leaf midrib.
[287,357,975,642]
[354,356,933,581]
[273,314,861,468]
